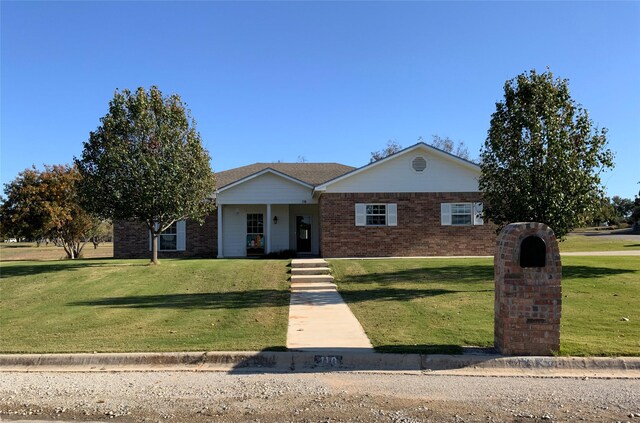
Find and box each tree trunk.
[63,242,74,259]
[151,233,159,265]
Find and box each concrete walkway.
[287,259,373,351]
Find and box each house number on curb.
[314,355,343,367]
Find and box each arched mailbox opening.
[520,235,546,268]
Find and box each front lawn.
[559,235,639,252]
[0,242,114,261]
[0,259,290,353]
[330,257,640,356]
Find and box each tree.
[632,184,640,231]
[589,196,617,227]
[87,220,113,249]
[427,135,472,161]
[370,140,402,162]
[1,165,97,258]
[612,195,635,221]
[479,69,614,239]
[76,86,216,265]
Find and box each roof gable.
[217,168,314,193]
[315,142,481,194]
[215,162,355,189]
[216,169,317,204]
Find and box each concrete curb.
[1,351,639,375]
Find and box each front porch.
[216,203,320,258]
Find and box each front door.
[296,215,311,253]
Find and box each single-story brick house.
[114,142,495,258]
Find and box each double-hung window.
[355,203,398,227]
[159,222,178,250]
[441,202,484,226]
[451,203,473,225]
[149,220,186,251]
[366,204,387,226]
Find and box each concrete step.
[290,274,334,283]
[291,282,337,291]
[291,258,328,268]
[291,267,331,276]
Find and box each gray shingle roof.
[215,162,356,189]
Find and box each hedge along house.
[113,142,496,259]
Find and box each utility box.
[494,222,562,355]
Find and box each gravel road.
[1,371,639,422]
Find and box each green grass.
[0,259,290,353]
[559,235,640,252]
[0,242,113,261]
[330,257,640,356]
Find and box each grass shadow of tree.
[339,287,493,304]
[335,265,495,285]
[335,264,635,286]
[68,290,290,310]
[562,265,637,280]
[0,259,146,279]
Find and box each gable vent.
[412,156,427,172]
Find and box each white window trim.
[149,220,186,251]
[441,203,483,226]
[159,222,178,251]
[355,203,398,227]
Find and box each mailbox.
[494,222,562,356]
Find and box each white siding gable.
[217,171,315,204]
[321,146,480,193]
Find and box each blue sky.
[2,1,639,198]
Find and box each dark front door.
[296,215,311,253]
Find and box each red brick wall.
[319,192,496,257]
[114,212,217,259]
[494,222,561,356]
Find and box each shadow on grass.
[340,287,492,303]
[335,264,636,286]
[336,264,495,285]
[562,265,637,280]
[624,244,640,248]
[0,259,145,279]
[69,290,290,309]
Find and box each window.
[441,202,484,226]
[366,204,387,226]
[159,222,178,250]
[246,213,264,254]
[355,203,397,227]
[246,213,264,236]
[148,220,186,252]
[451,203,472,225]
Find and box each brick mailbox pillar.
[494,222,562,356]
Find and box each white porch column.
[217,205,223,258]
[265,204,271,254]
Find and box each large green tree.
[1,165,97,258]
[75,86,216,264]
[479,69,614,238]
